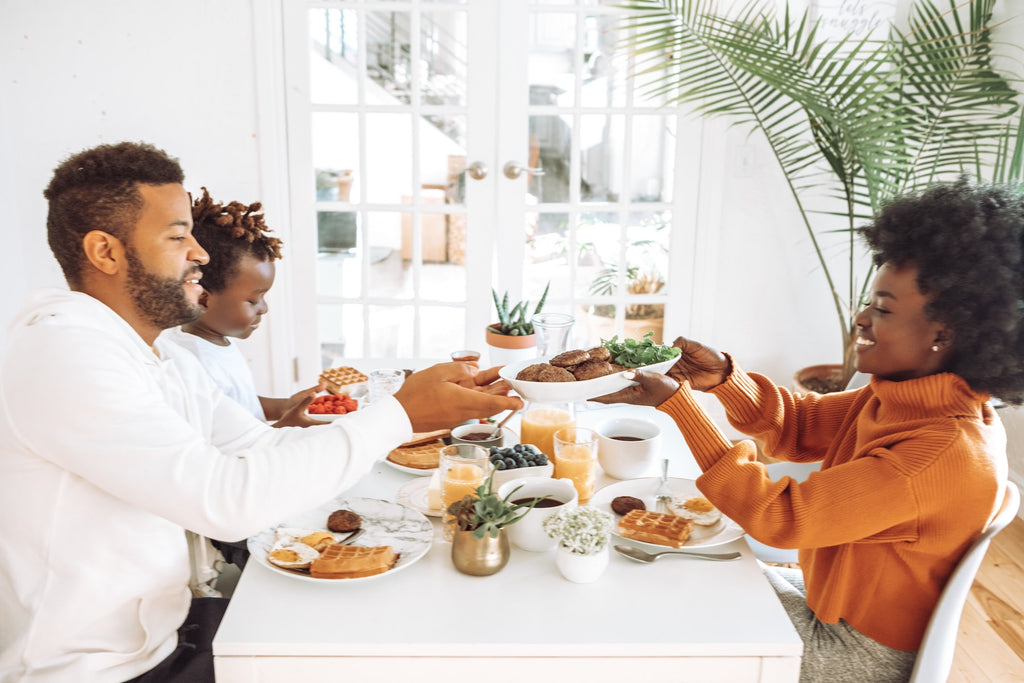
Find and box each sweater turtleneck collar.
[867,372,990,421]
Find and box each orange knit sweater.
[657,363,1006,652]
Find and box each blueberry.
[494,460,506,470]
[503,457,518,469]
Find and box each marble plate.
[248,496,433,583]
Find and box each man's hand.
[394,363,523,432]
[272,383,326,428]
[664,336,730,391]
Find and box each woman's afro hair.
[859,177,1024,404]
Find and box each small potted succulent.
[543,505,614,583]
[447,473,537,576]
[485,282,549,365]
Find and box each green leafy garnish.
[601,332,680,368]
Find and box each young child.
[164,187,324,428]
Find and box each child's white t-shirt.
[162,327,266,420]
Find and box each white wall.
[0,0,280,390]
[1,0,1022,494]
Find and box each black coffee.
[512,496,565,508]
[610,435,644,441]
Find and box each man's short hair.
[44,142,184,286]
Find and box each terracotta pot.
[793,364,846,394]
[485,324,537,366]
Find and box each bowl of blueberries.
[489,444,555,488]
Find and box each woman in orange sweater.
[599,178,1023,682]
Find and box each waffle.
[309,544,397,579]
[319,366,369,395]
[618,509,693,548]
[387,439,445,469]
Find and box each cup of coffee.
[450,423,504,450]
[497,477,577,551]
[595,418,662,479]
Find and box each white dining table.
[212,402,802,682]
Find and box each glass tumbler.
[531,312,575,357]
[367,368,405,403]
[553,427,599,504]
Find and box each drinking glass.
[531,312,575,357]
[367,368,405,403]
[519,401,575,461]
[439,445,490,541]
[553,427,599,504]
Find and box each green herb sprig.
[601,331,681,368]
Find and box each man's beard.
[124,245,202,330]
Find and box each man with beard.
[0,142,522,683]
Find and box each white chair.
[909,480,1020,682]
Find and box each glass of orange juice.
[520,401,575,460]
[553,427,599,504]
[440,444,490,540]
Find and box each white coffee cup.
[595,417,662,479]
[497,477,578,552]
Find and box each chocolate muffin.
[327,509,362,533]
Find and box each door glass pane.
[367,211,409,300]
[631,115,675,203]
[369,304,414,357]
[309,9,358,106]
[422,11,467,106]
[580,113,623,202]
[528,14,577,109]
[313,113,359,203]
[529,113,572,203]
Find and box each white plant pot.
[555,544,609,583]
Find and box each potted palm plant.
[616,0,1023,390]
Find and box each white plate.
[383,427,519,477]
[499,356,678,402]
[589,477,745,550]
[395,477,442,518]
[247,496,433,583]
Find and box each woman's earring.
[931,344,940,352]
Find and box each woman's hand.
[592,368,681,406]
[394,363,523,432]
[665,336,730,391]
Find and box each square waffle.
[618,509,693,548]
[387,438,445,469]
[309,544,397,579]
[319,366,369,395]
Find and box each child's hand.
[273,382,327,428]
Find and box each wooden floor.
[950,514,1024,682]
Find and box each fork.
[654,458,672,513]
[614,544,741,563]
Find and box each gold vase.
[451,528,510,576]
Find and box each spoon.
[488,408,520,439]
[613,544,741,563]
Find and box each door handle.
[503,161,546,179]
[465,161,487,180]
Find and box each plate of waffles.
[589,477,744,550]
[498,354,678,403]
[247,496,433,583]
[318,366,369,396]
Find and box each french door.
[280,0,700,379]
